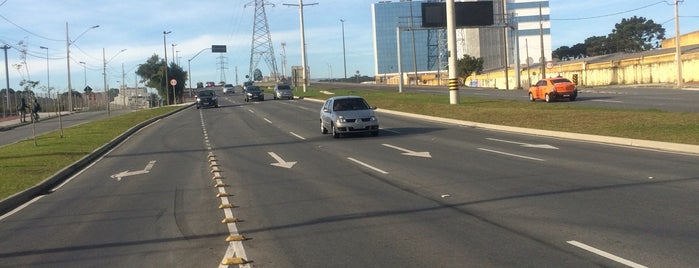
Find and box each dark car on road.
[244,86,264,102]
[196,89,219,109]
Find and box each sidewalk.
[0,112,70,131]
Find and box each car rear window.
[552,78,572,84]
[277,85,291,90]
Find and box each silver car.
[273,84,294,100]
[320,96,379,138]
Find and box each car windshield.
[333,98,370,111]
[277,85,291,90]
[247,87,261,92]
[198,90,214,96]
[224,84,233,88]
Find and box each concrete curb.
[0,104,193,216]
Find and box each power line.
[552,1,667,21]
[0,13,63,42]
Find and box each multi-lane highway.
[1,89,698,267]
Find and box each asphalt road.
[1,90,698,267]
[318,82,699,113]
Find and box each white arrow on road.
[487,138,559,149]
[268,152,297,169]
[382,144,432,158]
[110,160,157,181]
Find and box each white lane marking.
[264,118,272,124]
[567,240,648,268]
[247,109,255,113]
[591,99,623,103]
[478,148,545,161]
[289,132,306,140]
[382,143,431,158]
[268,152,297,169]
[347,157,389,174]
[487,138,558,149]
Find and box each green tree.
[136,54,187,104]
[608,16,665,53]
[554,16,665,57]
[456,54,483,83]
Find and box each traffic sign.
[170,79,177,86]
[546,61,554,69]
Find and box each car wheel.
[320,120,328,134]
[528,92,535,102]
[570,93,577,101]
[371,130,379,136]
[545,93,552,103]
[332,124,340,138]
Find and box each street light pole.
[188,47,211,93]
[65,23,98,113]
[80,61,87,110]
[163,31,171,105]
[674,0,683,88]
[103,48,126,116]
[341,19,347,80]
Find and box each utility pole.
[284,0,317,92]
[2,45,10,118]
[538,4,546,79]
[163,31,171,105]
[446,0,459,104]
[674,0,683,88]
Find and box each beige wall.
[467,48,698,89]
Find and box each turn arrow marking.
[382,144,432,158]
[487,138,559,149]
[268,152,297,169]
[111,160,157,181]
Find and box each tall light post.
[66,23,99,113]
[103,48,126,116]
[79,61,87,110]
[674,0,683,88]
[163,31,171,105]
[3,45,10,118]
[188,47,211,93]
[284,0,317,92]
[40,46,50,112]
[340,19,347,79]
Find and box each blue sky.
[0,0,697,93]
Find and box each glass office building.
[372,1,437,76]
[372,0,551,77]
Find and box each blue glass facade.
[372,1,431,74]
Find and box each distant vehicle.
[528,77,578,102]
[217,81,225,87]
[196,82,204,88]
[205,81,215,88]
[244,86,264,102]
[273,84,293,100]
[223,84,235,94]
[196,89,219,109]
[320,96,379,138]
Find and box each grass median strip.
[0,106,180,200]
[301,86,699,145]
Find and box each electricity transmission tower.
[246,0,279,81]
[217,55,228,83]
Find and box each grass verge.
[0,106,181,200]
[300,86,699,145]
